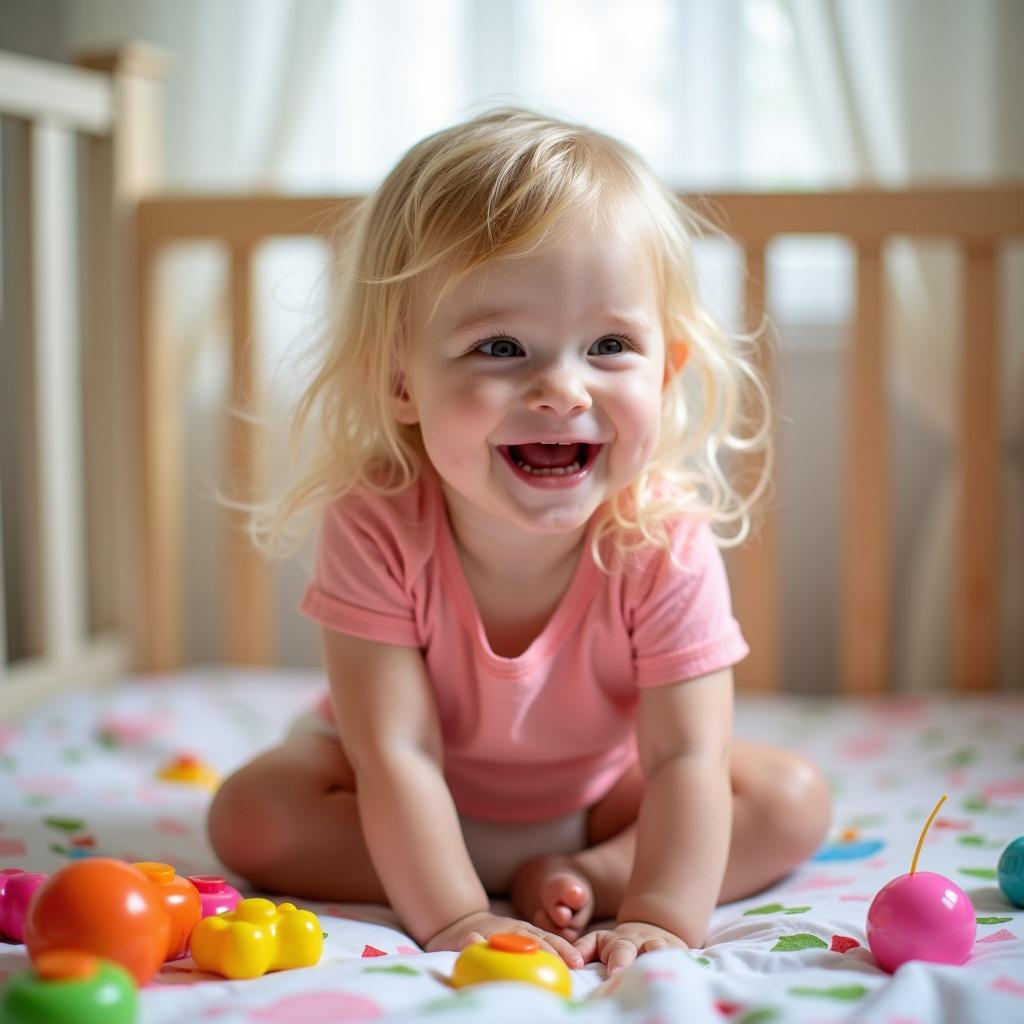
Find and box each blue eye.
[589,336,627,355]
[477,336,524,358]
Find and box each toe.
[561,881,589,911]
[541,873,589,915]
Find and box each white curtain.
[59,0,1021,680]
[784,0,1024,689]
[62,0,757,664]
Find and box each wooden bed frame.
[1,46,1020,718]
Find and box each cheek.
[420,379,508,464]
[440,378,509,426]
[614,376,663,461]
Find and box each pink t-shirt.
[299,470,748,823]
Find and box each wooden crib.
[1,46,1020,718]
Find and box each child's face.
[397,213,668,541]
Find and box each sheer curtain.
[60,1,1020,680]
[784,0,1024,689]
[63,0,761,664]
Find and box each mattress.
[1,667,1021,1023]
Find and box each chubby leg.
[207,732,387,901]
[511,741,832,939]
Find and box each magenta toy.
[866,794,977,972]
[187,875,242,918]
[0,868,48,943]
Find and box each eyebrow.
[451,309,654,335]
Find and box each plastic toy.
[156,753,220,791]
[0,950,137,1024]
[188,875,243,918]
[997,836,1024,908]
[450,933,572,997]
[189,897,323,979]
[0,868,48,943]
[131,862,202,961]
[23,859,171,985]
[866,794,977,972]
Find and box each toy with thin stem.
[909,793,947,874]
[865,793,976,973]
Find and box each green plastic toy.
[0,950,137,1024]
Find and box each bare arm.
[323,628,488,944]
[576,668,734,970]
[322,628,583,967]
[620,667,734,940]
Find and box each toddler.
[208,107,831,976]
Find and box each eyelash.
[474,332,637,357]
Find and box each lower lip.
[496,445,602,490]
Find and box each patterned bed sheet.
[0,668,1021,1023]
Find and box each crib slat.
[225,245,275,665]
[840,241,890,693]
[730,243,780,692]
[30,123,88,664]
[137,244,184,670]
[954,243,1000,690]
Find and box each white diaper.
[285,706,589,893]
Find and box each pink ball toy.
[866,794,977,973]
[866,870,976,972]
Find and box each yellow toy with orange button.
[1,858,576,1024]
[451,933,572,997]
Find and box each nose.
[525,364,592,416]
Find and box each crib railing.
[134,188,1023,694]
[0,46,165,717]
[1,46,1020,713]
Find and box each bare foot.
[510,855,594,941]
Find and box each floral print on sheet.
[0,669,1021,1023]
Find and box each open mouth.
[497,441,600,478]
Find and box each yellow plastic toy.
[156,754,220,791]
[189,898,323,979]
[450,933,572,997]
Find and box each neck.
[438,483,589,582]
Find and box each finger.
[535,930,584,970]
[639,938,669,955]
[460,931,485,949]
[573,930,602,963]
[604,939,638,976]
[531,909,580,944]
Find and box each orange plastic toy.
[24,858,171,985]
[132,862,202,961]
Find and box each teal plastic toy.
[997,836,1024,908]
[0,950,137,1024]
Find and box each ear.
[391,369,419,425]
[663,340,689,387]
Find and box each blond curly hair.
[248,106,772,569]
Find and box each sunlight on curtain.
[72,0,985,680]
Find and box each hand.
[424,909,584,969]
[574,920,688,976]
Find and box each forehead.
[413,210,660,331]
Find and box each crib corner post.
[75,42,178,672]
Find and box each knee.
[207,768,292,883]
[763,753,832,861]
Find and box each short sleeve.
[627,520,749,687]
[299,493,421,647]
